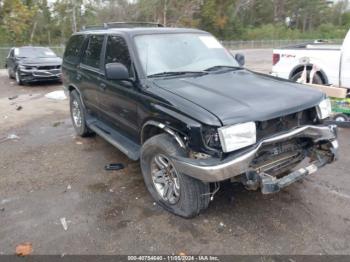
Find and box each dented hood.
[153,70,325,125]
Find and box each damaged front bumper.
[18,68,62,82]
[172,125,338,187]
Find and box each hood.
[19,57,62,66]
[153,70,325,125]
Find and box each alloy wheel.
[72,99,82,127]
[151,154,180,205]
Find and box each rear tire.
[291,70,324,85]
[141,133,210,218]
[70,90,93,137]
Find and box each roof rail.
[81,22,164,31]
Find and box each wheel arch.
[67,84,87,107]
[141,120,186,149]
[289,64,329,85]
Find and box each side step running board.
[87,118,140,161]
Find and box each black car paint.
[153,70,325,126]
[5,47,62,83]
[62,28,326,157]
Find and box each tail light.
[273,53,280,66]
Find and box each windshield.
[134,33,239,76]
[15,47,57,58]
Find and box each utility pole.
[163,0,168,26]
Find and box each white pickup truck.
[272,30,350,90]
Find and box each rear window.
[81,35,104,69]
[64,35,85,64]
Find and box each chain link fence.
[220,39,343,50]
[0,39,344,69]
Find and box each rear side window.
[81,35,104,69]
[64,35,85,64]
[105,35,132,75]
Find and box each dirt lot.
[1,50,350,255]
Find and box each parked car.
[5,46,62,85]
[272,30,350,89]
[62,22,338,218]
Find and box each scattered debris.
[109,189,114,193]
[67,184,72,190]
[219,222,225,227]
[15,243,33,256]
[0,134,20,144]
[178,252,187,256]
[60,217,68,231]
[153,202,156,206]
[53,121,64,127]
[45,90,67,100]
[16,105,23,111]
[3,116,8,120]
[75,141,83,145]
[105,163,125,171]
[8,95,18,100]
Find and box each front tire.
[141,133,210,218]
[15,69,23,85]
[70,90,92,137]
[333,113,348,122]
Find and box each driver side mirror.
[235,53,245,67]
[105,63,129,80]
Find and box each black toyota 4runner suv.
[62,22,338,218]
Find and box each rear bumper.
[172,125,338,183]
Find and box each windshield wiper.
[204,65,242,72]
[148,71,208,78]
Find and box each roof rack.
[82,22,164,31]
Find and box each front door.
[98,35,139,141]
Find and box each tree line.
[0,0,349,45]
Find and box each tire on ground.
[141,133,210,218]
[70,90,93,137]
[15,68,23,85]
[333,113,348,122]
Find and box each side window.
[64,35,85,64]
[105,35,132,76]
[81,35,104,69]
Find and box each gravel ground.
[1,51,350,255]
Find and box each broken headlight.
[316,98,332,120]
[218,122,257,153]
[202,127,221,149]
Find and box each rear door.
[79,34,106,117]
[98,35,139,140]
